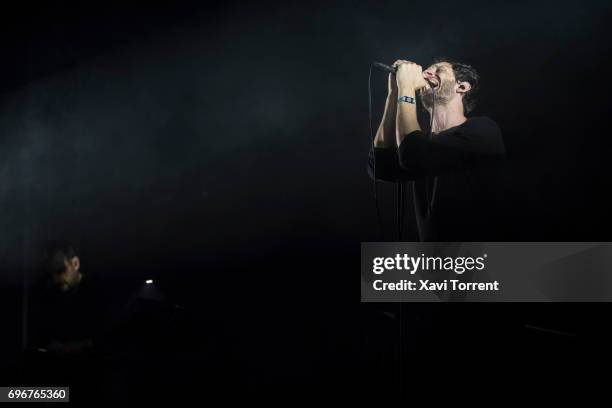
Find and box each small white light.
[145,279,154,284]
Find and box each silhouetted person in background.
[32,241,100,355]
[23,240,111,401]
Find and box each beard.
[418,79,455,111]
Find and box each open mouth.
[423,73,441,91]
[427,76,440,90]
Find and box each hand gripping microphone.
[372,61,437,89]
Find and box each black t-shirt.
[368,116,506,241]
[30,274,103,348]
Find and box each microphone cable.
[426,87,438,217]
[368,63,383,240]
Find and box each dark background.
[1,0,611,402]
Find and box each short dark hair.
[41,240,79,277]
[434,58,480,115]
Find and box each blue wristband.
[398,95,416,104]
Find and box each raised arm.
[368,60,429,181]
[373,72,398,148]
[394,60,427,147]
[368,71,403,182]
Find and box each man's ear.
[456,81,471,94]
[71,256,80,272]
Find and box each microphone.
[373,61,396,73]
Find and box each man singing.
[368,59,506,241]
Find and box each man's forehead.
[431,62,452,71]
